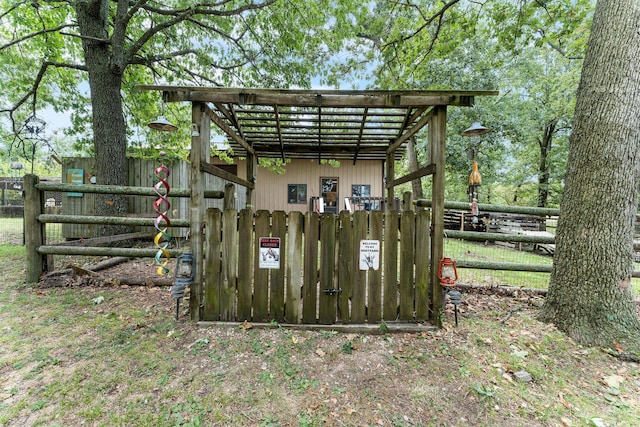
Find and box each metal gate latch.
[322,288,342,296]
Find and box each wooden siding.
[249,159,384,212]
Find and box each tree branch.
[0,61,87,133]
[58,31,110,44]
[1,24,76,51]
[126,0,277,62]
[382,0,461,49]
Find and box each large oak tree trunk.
[539,1,640,354]
[77,1,129,236]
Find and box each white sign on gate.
[359,239,380,270]
[259,237,281,269]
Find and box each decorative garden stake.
[153,153,172,275]
[448,290,462,326]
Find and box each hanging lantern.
[148,116,178,132]
[172,252,194,321]
[438,257,458,287]
[462,122,489,137]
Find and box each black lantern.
[172,252,194,320]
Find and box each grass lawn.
[445,239,640,296]
[0,217,62,245]
[1,245,639,426]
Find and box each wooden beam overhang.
[274,105,285,161]
[136,86,497,161]
[353,107,369,165]
[385,164,437,188]
[387,108,434,155]
[157,88,480,108]
[203,104,255,156]
[200,161,255,189]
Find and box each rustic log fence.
[23,174,224,283]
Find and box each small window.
[288,184,307,204]
[352,184,371,197]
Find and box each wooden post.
[190,102,210,321]
[402,191,413,211]
[24,174,46,283]
[224,183,236,210]
[246,152,257,208]
[429,106,447,326]
[386,153,395,208]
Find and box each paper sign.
[359,239,380,270]
[259,237,280,269]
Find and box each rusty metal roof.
[137,86,497,163]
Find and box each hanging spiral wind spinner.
[153,155,172,275]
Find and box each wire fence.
[0,216,64,245]
[4,196,638,295]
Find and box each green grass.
[0,217,62,244]
[444,238,640,295]
[0,244,639,426]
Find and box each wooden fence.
[61,157,244,239]
[200,208,433,325]
[23,174,224,283]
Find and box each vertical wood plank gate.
[201,208,432,325]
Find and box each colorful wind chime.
[153,156,172,275]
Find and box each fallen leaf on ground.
[602,374,624,389]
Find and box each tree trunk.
[77,1,130,236]
[537,119,556,208]
[407,136,424,199]
[539,0,640,355]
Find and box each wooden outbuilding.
[137,86,497,326]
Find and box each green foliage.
[356,0,594,207]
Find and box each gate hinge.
[322,288,342,296]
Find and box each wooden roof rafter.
[137,86,498,161]
[273,105,285,161]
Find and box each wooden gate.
[201,208,432,325]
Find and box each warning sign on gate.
[259,237,281,269]
[359,239,380,270]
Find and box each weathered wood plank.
[190,102,209,321]
[253,210,271,322]
[367,210,383,322]
[337,211,354,323]
[415,209,430,320]
[37,181,224,198]
[384,211,399,320]
[236,208,253,321]
[303,212,319,323]
[318,213,337,324]
[270,211,287,322]
[351,211,368,323]
[203,208,222,321]
[24,174,46,283]
[220,209,238,321]
[399,210,415,320]
[429,106,447,325]
[286,212,303,324]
